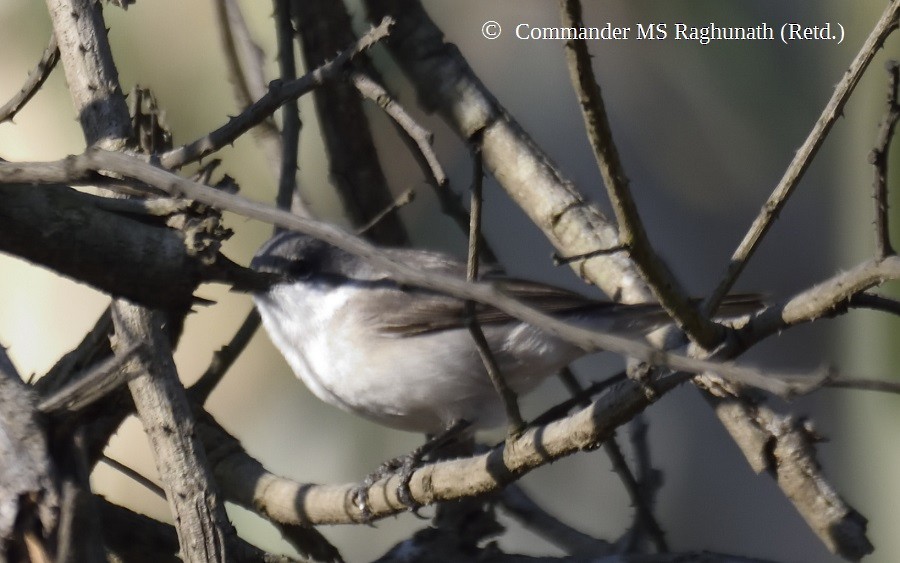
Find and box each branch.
[0,150,833,396]
[273,0,303,214]
[351,71,448,191]
[211,0,285,183]
[158,16,394,171]
[705,0,900,312]
[558,0,717,348]
[290,1,408,244]
[0,32,59,123]
[736,256,900,346]
[870,60,900,259]
[0,182,234,311]
[45,1,244,558]
[45,0,131,147]
[364,0,653,306]
[112,304,241,562]
[203,369,687,526]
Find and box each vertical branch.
[111,306,239,563]
[211,0,285,184]
[44,1,240,560]
[558,369,668,553]
[273,0,304,215]
[44,0,131,148]
[870,60,900,259]
[291,0,408,245]
[464,143,524,436]
[558,0,718,348]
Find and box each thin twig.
[188,310,261,405]
[351,71,447,189]
[558,0,717,348]
[211,0,285,182]
[0,33,59,124]
[465,142,525,435]
[847,291,900,316]
[870,60,900,259]
[99,455,166,500]
[158,17,393,170]
[558,369,668,552]
[38,342,141,415]
[826,376,900,395]
[706,1,900,314]
[356,188,415,236]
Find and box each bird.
[250,231,762,436]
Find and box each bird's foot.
[352,420,473,520]
[352,453,423,521]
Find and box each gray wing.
[353,248,762,336]
[353,249,625,335]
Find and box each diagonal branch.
[0,150,838,398]
[0,33,59,124]
[558,0,718,348]
[705,0,900,313]
[158,16,394,170]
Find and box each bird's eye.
[286,258,313,279]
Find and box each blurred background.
[0,1,898,561]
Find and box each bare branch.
[351,71,448,190]
[38,342,140,415]
[558,0,717,347]
[736,256,900,346]
[158,17,394,170]
[45,0,131,148]
[211,0,285,183]
[273,0,303,215]
[0,150,836,397]
[0,33,59,124]
[706,1,900,312]
[870,60,900,259]
[0,182,231,311]
[112,304,241,562]
[188,309,261,405]
[465,142,524,435]
[205,369,687,526]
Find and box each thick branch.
[204,370,686,526]
[0,183,218,310]
[364,0,651,305]
[112,305,241,562]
